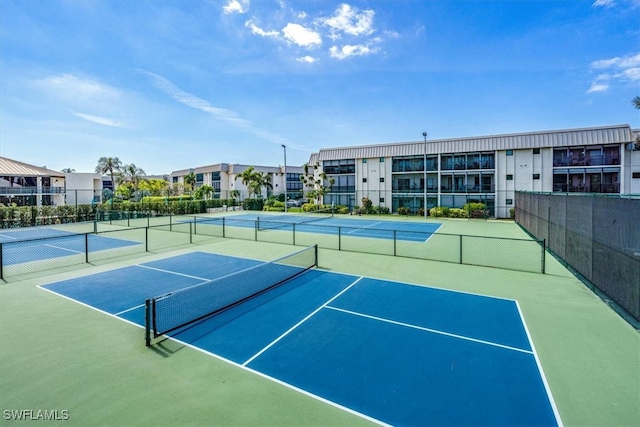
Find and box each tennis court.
[41,248,560,426]
[192,213,443,242]
[0,227,140,266]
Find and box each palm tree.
[632,96,640,109]
[183,172,196,195]
[117,163,146,192]
[61,168,75,173]
[95,157,123,195]
[236,166,261,199]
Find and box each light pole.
[282,144,287,213]
[423,132,428,219]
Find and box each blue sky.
[1,0,638,175]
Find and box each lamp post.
[282,144,287,213]
[423,132,428,218]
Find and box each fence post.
[293,223,296,246]
[393,230,397,256]
[190,222,193,244]
[542,238,546,274]
[0,243,3,280]
[222,217,226,238]
[459,235,463,264]
[338,227,342,251]
[145,227,149,252]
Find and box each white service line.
[135,264,210,281]
[325,305,533,354]
[242,276,365,366]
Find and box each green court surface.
[1,217,638,426]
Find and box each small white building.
[64,173,102,206]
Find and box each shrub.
[429,206,449,217]
[337,205,350,215]
[361,197,373,214]
[397,207,411,215]
[464,202,486,218]
[449,208,467,218]
[510,208,516,219]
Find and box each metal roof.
[314,124,635,162]
[0,157,65,177]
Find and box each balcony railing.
[552,183,620,193]
[0,187,65,195]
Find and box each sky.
[0,0,639,175]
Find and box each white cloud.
[329,44,376,60]
[321,4,375,38]
[32,73,120,101]
[592,0,616,7]
[282,23,322,47]
[297,55,317,63]
[223,0,249,14]
[245,20,279,38]
[72,112,129,128]
[587,83,610,93]
[587,52,640,93]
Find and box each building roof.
[312,124,635,162]
[0,157,65,177]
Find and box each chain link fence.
[515,191,640,325]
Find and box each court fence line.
[0,214,546,280]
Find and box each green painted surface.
[1,217,638,426]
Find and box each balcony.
[0,186,65,195]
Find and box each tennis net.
[145,245,318,345]
[257,207,334,231]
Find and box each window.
[380,198,385,203]
[533,148,541,154]
[362,178,367,183]
[506,198,513,205]
[506,174,513,181]
[506,150,513,156]
[172,176,178,183]
[379,177,385,183]
[533,174,540,180]
[633,172,640,179]
[211,171,221,181]
[363,158,367,163]
[379,157,385,162]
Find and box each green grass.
[1,217,638,426]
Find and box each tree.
[632,96,640,109]
[118,163,146,192]
[95,157,123,196]
[299,163,334,205]
[195,184,214,200]
[61,168,75,173]
[183,172,196,194]
[139,179,169,197]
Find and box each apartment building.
[309,124,639,218]
[171,163,305,200]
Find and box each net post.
[127,211,130,227]
[190,221,193,244]
[0,243,4,280]
[293,223,296,246]
[459,234,463,264]
[85,233,89,264]
[93,218,97,234]
[170,215,173,232]
[338,227,342,250]
[222,217,226,238]
[314,244,319,267]
[145,299,152,347]
[193,216,197,235]
[145,227,149,252]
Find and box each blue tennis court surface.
[195,213,442,242]
[41,251,560,426]
[0,228,140,265]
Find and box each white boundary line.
[325,305,533,354]
[43,243,84,254]
[135,264,210,281]
[242,276,365,366]
[0,233,18,240]
[515,301,564,427]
